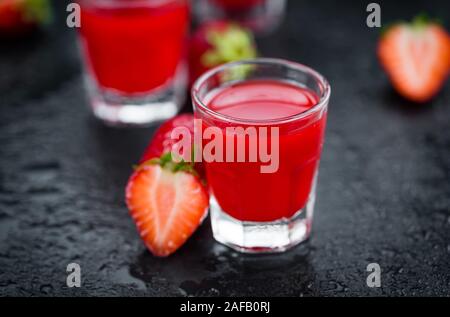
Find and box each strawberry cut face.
[378,16,450,103]
[126,164,209,257]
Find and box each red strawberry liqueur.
[78,0,190,125]
[204,80,326,223]
[193,59,331,253]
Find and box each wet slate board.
[0,0,449,296]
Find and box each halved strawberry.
[126,115,208,257]
[189,21,258,85]
[378,15,450,103]
[126,156,209,257]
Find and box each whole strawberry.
[378,15,450,103]
[189,21,258,85]
[140,113,205,179]
[141,114,196,163]
[212,0,264,11]
[126,115,208,257]
[0,0,52,37]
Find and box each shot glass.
[77,0,190,126]
[194,0,286,34]
[192,58,330,253]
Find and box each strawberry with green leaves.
[213,0,264,12]
[189,21,258,85]
[0,0,51,36]
[378,15,450,103]
[126,115,209,257]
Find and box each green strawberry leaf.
[381,14,443,36]
[134,152,199,178]
[202,24,257,68]
[23,0,52,25]
[201,24,258,83]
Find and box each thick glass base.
[85,66,186,127]
[210,184,315,254]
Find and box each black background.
[0,0,449,296]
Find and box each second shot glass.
[77,0,190,126]
[192,58,331,253]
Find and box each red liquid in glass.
[203,80,327,222]
[79,0,189,94]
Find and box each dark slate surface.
[0,0,449,297]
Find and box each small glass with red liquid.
[195,0,286,34]
[192,59,330,253]
[77,0,190,126]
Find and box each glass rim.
[78,0,183,8]
[192,58,331,125]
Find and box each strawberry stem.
[412,14,429,29]
[380,13,443,36]
[23,0,52,25]
[202,24,257,68]
[134,153,199,178]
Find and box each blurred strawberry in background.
[212,0,265,11]
[189,21,258,85]
[0,0,51,37]
[378,15,450,103]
